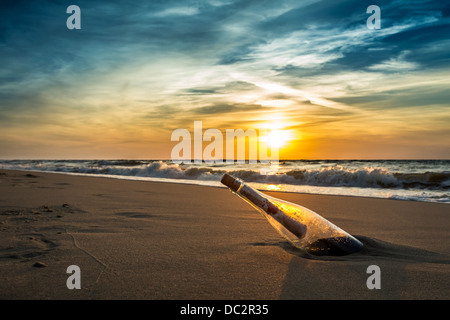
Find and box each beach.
[0,169,449,300]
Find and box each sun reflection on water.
[265,184,282,191]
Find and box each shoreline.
[1,168,449,299]
[1,168,448,205]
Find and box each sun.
[263,129,291,149]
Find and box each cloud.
[191,103,265,115]
[153,6,199,17]
[368,54,419,71]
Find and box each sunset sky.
[0,0,449,160]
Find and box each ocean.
[1,160,449,204]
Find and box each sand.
[0,169,449,300]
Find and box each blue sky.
[0,0,449,159]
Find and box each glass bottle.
[221,173,363,256]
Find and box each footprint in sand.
[0,233,58,261]
[115,212,157,219]
[24,174,39,178]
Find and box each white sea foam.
[1,160,449,203]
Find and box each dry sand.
[0,169,449,300]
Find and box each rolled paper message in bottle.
[221,173,363,256]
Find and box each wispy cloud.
[0,0,449,159]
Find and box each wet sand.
[0,169,449,299]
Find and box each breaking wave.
[1,160,449,191]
